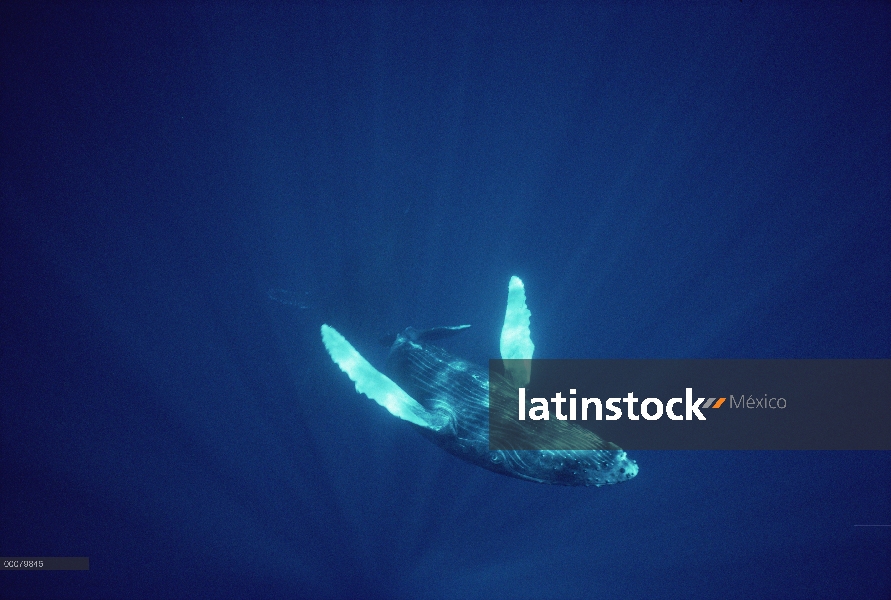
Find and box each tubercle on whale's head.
[582,452,639,487]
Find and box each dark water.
[2,3,889,598]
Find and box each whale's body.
[321,277,638,487]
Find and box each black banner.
[2,557,89,571]
[489,360,890,450]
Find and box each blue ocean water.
[1,2,889,598]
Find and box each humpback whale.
[321,276,638,486]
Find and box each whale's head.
[523,448,639,487]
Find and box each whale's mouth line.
[321,276,638,487]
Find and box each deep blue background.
[2,2,889,598]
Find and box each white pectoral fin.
[321,325,446,431]
[499,276,534,387]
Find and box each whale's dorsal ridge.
[410,324,471,342]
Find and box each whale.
[321,276,638,486]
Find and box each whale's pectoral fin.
[321,325,449,431]
[500,276,534,387]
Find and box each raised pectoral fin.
[499,276,534,387]
[321,325,447,431]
